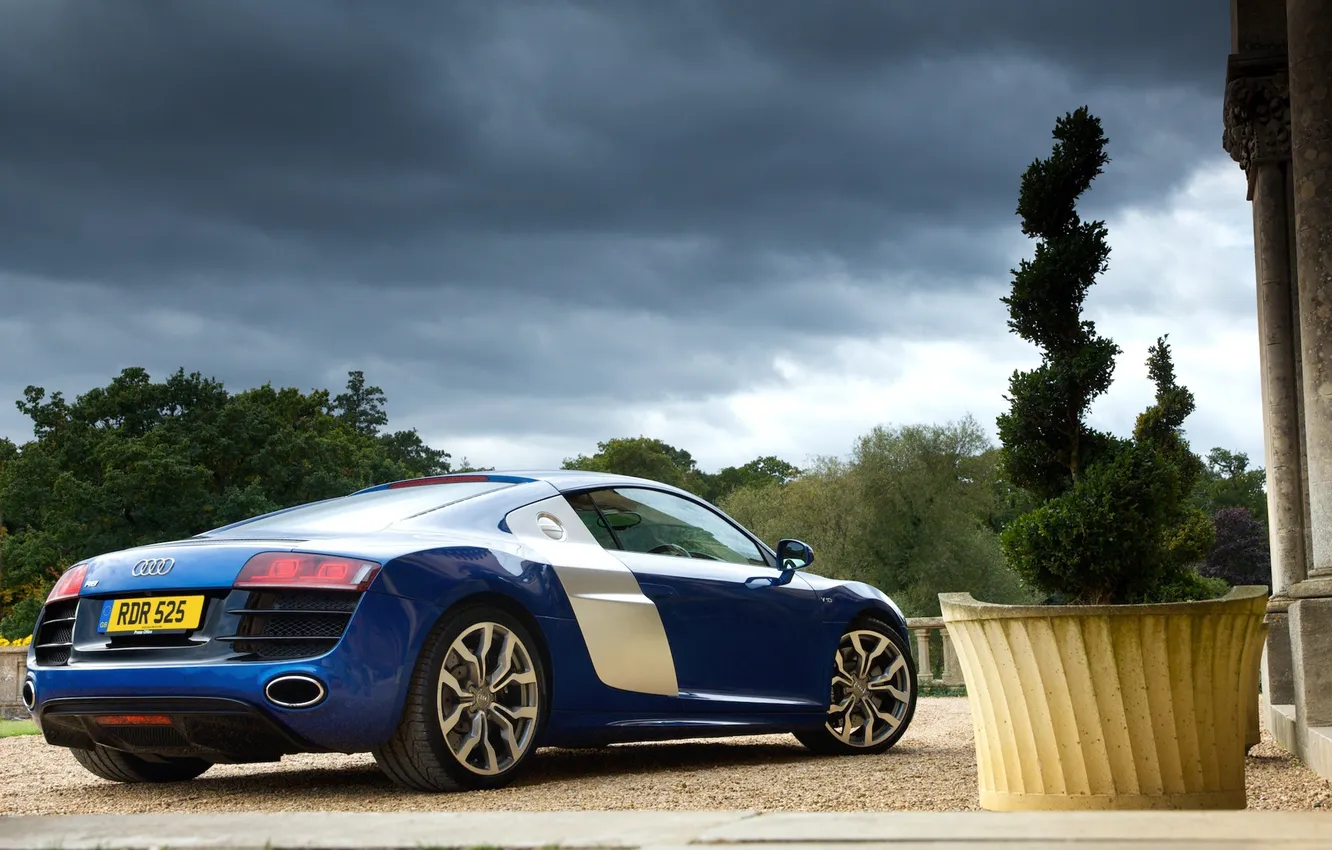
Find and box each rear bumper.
[35,696,309,763]
[25,590,442,754]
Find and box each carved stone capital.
[1224,67,1292,172]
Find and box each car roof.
[354,469,701,499]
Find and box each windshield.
[203,482,513,537]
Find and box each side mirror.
[776,539,814,571]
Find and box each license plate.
[98,596,205,634]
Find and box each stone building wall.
[0,648,29,721]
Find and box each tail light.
[234,553,380,591]
[46,564,88,603]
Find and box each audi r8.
[24,471,918,791]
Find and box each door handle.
[746,568,797,587]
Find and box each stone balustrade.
[0,647,28,721]
[906,617,965,690]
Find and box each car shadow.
[516,739,818,784]
[69,737,830,802]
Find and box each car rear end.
[23,474,556,771]
[25,540,425,763]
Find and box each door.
[569,487,827,712]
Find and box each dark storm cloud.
[691,0,1225,86]
[0,0,1235,453]
[0,1,1227,286]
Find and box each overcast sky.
[0,0,1261,473]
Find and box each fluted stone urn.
[939,586,1268,811]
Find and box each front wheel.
[794,617,917,755]
[373,604,548,792]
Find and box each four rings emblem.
[131,558,175,577]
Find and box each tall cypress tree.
[996,108,1217,605]
[997,107,1123,501]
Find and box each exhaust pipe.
[264,674,327,709]
[20,679,35,712]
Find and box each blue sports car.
[24,471,918,792]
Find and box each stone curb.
[2,811,1332,849]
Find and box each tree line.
[0,368,1271,637]
[570,424,1270,616]
[0,368,459,636]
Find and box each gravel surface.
[3,698,1328,815]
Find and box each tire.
[794,616,918,756]
[373,603,549,792]
[70,746,212,783]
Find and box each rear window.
[204,481,513,537]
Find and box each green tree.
[1191,447,1268,524]
[562,437,706,493]
[0,367,456,634]
[377,428,452,477]
[332,370,389,436]
[996,108,1220,605]
[703,456,802,503]
[722,417,1033,617]
[848,417,1032,614]
[563,437,800,503]
[981,446,1041,534]
[1201,506,1271,588]
[996,108,1124,501]
[722,455,866,583]
[0,437,15,590]
[0,598,42,641]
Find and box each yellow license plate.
[102,596,205,633]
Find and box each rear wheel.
[70,746,212,783]
[795,617,917,755]
[374,604,547,792]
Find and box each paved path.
[3,810,1332,848]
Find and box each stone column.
[1224,64,1304,602]
[1256,159,1307,600]
[938,629,964,688]
[911,627,932,687]
[1291,599,1332,726]
[1288,0,1332,590]
[1284,0,1332,758]
[1225,57,1303,719]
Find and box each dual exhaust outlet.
[20,673,325,713]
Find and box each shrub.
[0,597,42,642]
[1202,506,1272,589]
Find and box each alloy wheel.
[824,628,912,748]
[437,621,541,775]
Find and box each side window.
[589,488,767,566]
[565,491,619,550]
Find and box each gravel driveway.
[3,698,1328,815]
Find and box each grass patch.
[918,685,968,698]
[0,720,38,738]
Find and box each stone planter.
[939,586,1268,811]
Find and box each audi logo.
[131,558,175,577]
